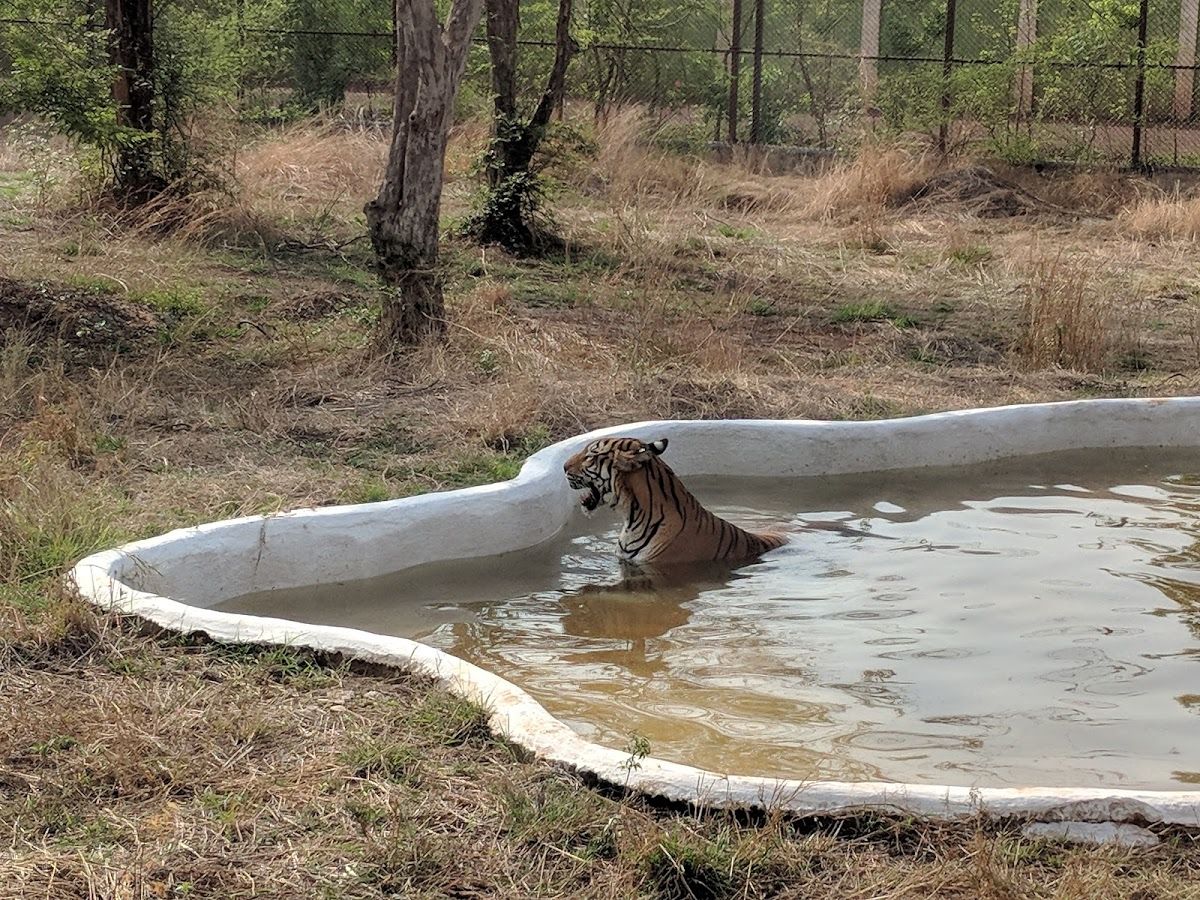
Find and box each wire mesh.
[0,0,1198,166]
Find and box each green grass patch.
[510,279,582,308]
[138,285,215,345]
[342,738,422,783]
[745,296,778,317]
[342,478,391,505]
[413,451,524,489]
[0,171,35,199]
[0,492,130,612]
[402,691,492,747]
[207,643,343,686]
[832,395,907,420]
[499,778,616,857]
[715,223,758,241]
[62,274,120,294]
[832,301,918,328]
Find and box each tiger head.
[563,436,669,515]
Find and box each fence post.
[860,0,881,107]
[750,0,765,143]
[1014,0,1036,125]
[728,0,742,144]
[1175,0,1199,122]
[1131,0,1149,168]
[939,0,958,153]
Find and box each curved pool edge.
[70,398,1200,826]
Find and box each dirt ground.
[2,114,1200,897]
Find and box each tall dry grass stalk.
[236,121,387,205]
[1119,191,1200,242]
[121,120,394,243]
[1019,254,1112,372]
[801,144,931,220]
[589,108,799,214]
[591,108,716,205]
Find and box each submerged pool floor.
[220,448,1200,789]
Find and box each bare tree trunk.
[106,0,159,202]
[365,0,485,348]
[474,0,577,252]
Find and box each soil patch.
[0,277,160,359]
[274,289,366,321]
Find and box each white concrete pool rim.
[70,398,1200,826]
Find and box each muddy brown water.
[217,448,1200,789]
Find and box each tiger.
[562,436,787,568]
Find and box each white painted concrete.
[1022,821,1160,848]
[70,398,1200,825]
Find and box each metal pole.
[1131,0,1149,168]
[750,0,765,143]
[728,0,742,144]
[938,0,957,154]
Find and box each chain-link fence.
[2,0,1199,167]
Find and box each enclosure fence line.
[3,0,1200,168]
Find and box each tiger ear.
[614,439,668,471]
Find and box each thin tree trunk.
[365,0,485,348]
[105,0,159,201]
[476,0,576,250]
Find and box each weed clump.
[1019,254,1113,372]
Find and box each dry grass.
[3,604,1198,899]
[2,118,1200,896]
[799,143,933,221]
[1018,254,1112,372]
[1120,190,1200,242]
[236,120,388,204]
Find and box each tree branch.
[527,0,578,133]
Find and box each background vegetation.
[4,0,1200,175]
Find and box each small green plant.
[344,479,390,505]
[476,349,500,375]
[509,276,581,309]
[1117,347,1153,371]
[142,285,211,345]
[417,453,523,489]
[212,643,338,686]
[346,798,389,830]
[64,274,119,294]
[620,732,651,782]
[93,432,127,454]
[31,735,78,756]
[715,223,758,241]
[746,297,778,317]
